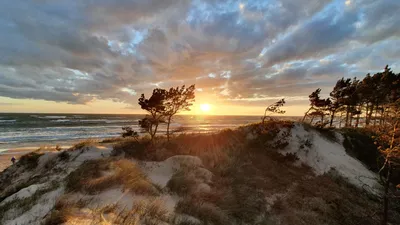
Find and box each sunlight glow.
[200,103,211,112]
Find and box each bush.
[66,158,112,193]
[303,123,338,142]
[18,152,44,169]
[246,121,294,150]
[112,138,153,159]
[166,170,199,196]
[121,126,139,138]
[58,151,70,161]
[341,128,380,172]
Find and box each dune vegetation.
[0,120,399,225]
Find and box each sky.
[0,0,399,116]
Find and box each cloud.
[0,0,399,110]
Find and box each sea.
[0,113,300,152]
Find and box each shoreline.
[0,147,35,172]
[0,145,71,172]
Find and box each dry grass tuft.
[18,151,44,169]
[69,139,99,151]
[175,198,230,225]
[43,196,92,225]
[166,170,200,196]
[270,169,384,225]
[66,158,158,195]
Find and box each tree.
[303,89,330,126]
[163,85,195,141]
[374,99,400,225]
[121,126,139,139]
[138,88,167,140]
[328,79,346,127]
[262,99,286,124]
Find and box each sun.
[200,103,211,112]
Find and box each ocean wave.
[31,115,67,119]
[0,120,16,123]
[53,119,71,123]
[48,119,134,123]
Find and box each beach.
[0,147,36,172]
[0,145,73,172]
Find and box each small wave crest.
[0,120,16,123]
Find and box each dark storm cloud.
[0,0,399,108]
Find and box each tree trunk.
[367,103,374,126]
[380,107,385,126]
[302,108,312,122]
[329,111,336,127]
[349,113,353,127]
[355,113,360,128]
[365,103,370,126]
[166,116,172,142]
[382,167,391,225]
[374,106,378,126]
[345,106,350,127]
[149,124,154,140]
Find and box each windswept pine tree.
[309,66,400,128]
[163,85,196,141]
[262,98,286,123]
[303,88,331,127]
[138,88,167,140]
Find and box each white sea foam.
[0,120,16,123]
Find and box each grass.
[160,121,313,224]
[7,120,400,224]
[270,169,384,225]
[0,181,59,221]
[302,122,338,142]
[66,158,158,195]
[57,151,70,161]
[100,137,125,143]
[112,137,152,159]
[43,197,92,225]
[18,151,44,169]
[341,128,380,171]
[47,198,171,225]
[175,198,230,225]
[69,139,99,151]
[166,169,201,196]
